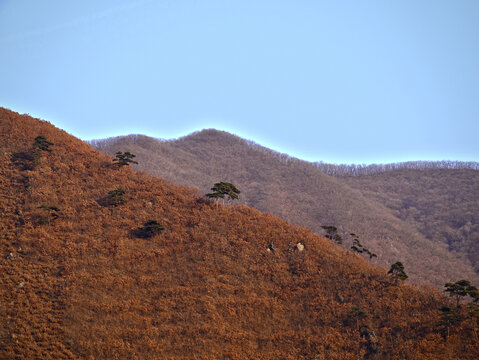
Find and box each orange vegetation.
[1,108,478,359]
[90,131,479,287]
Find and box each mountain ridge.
[90,128,479,173]
[90,129,479,288]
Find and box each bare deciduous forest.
[338,168,479,274]
[90,130,479,288]
[2,108,479,359]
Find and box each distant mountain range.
[90,130,479,288]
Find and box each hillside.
[337,168,479,273]
[2,108,479,359]
[90,130,479,288]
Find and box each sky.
[1,0,478,164]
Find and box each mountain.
[90,130,479,288]
[336,168,479,274]
[2,108,479,359]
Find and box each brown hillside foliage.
[2,108,479,359]
[90,130,478,288]
[338,168,479,274]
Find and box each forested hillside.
[314,160,479,177]
[337,168,479,273]
[90,130,479,287]
[2,108,479,359]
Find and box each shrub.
[99,188,128,207]
[38,205,61,212]
[36,205,61,224]
[134,220,165,238]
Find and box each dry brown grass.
[1,108,478,359]
[90,130,479,287]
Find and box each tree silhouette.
[134,220,165,238]
[206,182,240,205]
[321,226,343,244]
[100,188,128,206]
[113,151,138,167]
[350,233,377,259]
[33,136,54,152]
[445,280,479,307]
[388,261,408,281]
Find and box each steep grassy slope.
[338,168,479,273]
[90,131,478,287]
[2,108,479,359]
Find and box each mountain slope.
[2,108,479,359]
[91,130,478,287]
[338,168,479,273]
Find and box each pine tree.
[206,182,240,205]
[105,188,127,206]
[134,220,165,238]
[388,261,408,281]
[445,280,479,307]
[350,233,377,259]
[113,151,138,167]
[321,226,343,244]
[33,135,54,152]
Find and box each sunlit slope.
[1,108,478,359]
[91,130,478,287]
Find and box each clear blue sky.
[1,0,478,164]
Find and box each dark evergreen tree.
[206,182,240,205]
[107,188,127,206]
[134,220,165,238]
[350,233,377,259]
[388,261,408,281]
[98,188,128,207]
[33,135,54,152]
[113,151,138,167]
[321,225,343,244]
[445,280,479,307]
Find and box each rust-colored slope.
[1,108,478,359]
[90,131,479,287]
